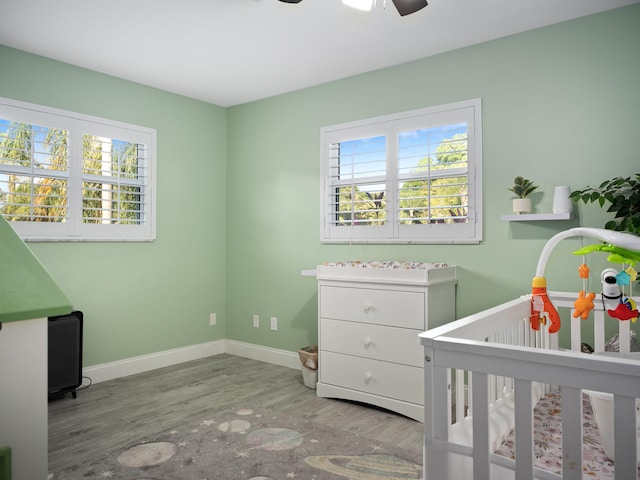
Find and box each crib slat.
[455,368,465,421]
[570,314,581,352]
[613,395,637,480]
[446,367,453,427]
[618,321,631,354]
[468,373,473,417]
[433,365,449,441]
[523,317,530,347]
[561,386,582,480]
[472,372,490,479]
[495,330,505,400]
[490,372,497,405]
[514,379,533,480]
[594,310,605,352]
[549,328,558,351]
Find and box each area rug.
[49,404,423,480]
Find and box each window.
[320,99,482,244]
[0,97,156,241]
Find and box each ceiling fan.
[278,0,428,17]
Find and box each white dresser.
[316,262,456,422]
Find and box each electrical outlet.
[209,312,216,326]
[253,314,259,328]
[270,316,277,331]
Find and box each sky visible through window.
[338,122,467,186]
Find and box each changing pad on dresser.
[316,260,455,286]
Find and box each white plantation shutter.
[0,97,156,241]
[324,126,393,241]
[321,99,482,244]
[81,136,147,225]
[0,122,69,223]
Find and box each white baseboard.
[225,340,300,370]
[83,340,226,384]
[83,339,300,384]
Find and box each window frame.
[320,98,482,244]
[0,97,156,242]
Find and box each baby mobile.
[529,227,640,334]
[571,242,640,323]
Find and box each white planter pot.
[512,198,531,214]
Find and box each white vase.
[512,198,531,214]
[552,186,572,214]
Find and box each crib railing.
[420,292,640,480]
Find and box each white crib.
[420,228,640,480]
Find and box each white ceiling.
[1,0,638,107]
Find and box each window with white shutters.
[0,121,69,223]
[321,99,482,244]
[0,97,156,241]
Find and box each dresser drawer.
[320,318,422,367]
[319,351,423,405]
[320,285,425,329]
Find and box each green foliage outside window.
[398,132,468,225]
[0,122,68,222]
[0,122,144,224]
[335,132,468,227]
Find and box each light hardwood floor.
[48,354,424,472]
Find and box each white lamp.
[343,0,374,12]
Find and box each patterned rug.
[49,405,423,480]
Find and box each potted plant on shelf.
[509,176,539,214]
[570,174,640,235]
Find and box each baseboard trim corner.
[83,340,226,384]
[225,340,300,370]
[83,340,300,384]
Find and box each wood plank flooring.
[48,354,424,472]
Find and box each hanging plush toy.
[601,268,622,310]
[573,263,596,320]
[574,290,596,320]
[601,267,639,321]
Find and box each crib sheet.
[495,391,639,479]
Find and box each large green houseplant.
[570,174,640,235]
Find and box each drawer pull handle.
[363,303,374,313]
[364,337,372,347]
[364,372,372,383]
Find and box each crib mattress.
[494,391,639,479]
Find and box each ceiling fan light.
[391,0,428,16]
[278,0,303,3]
[342,0,374,12]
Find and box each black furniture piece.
[48,310,83,399]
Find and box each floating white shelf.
[501,212,572,222]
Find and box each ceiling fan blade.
[391,0,428,16]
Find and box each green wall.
[1,5,639,367]
[225,5,640,350]
[0,46,228,366]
